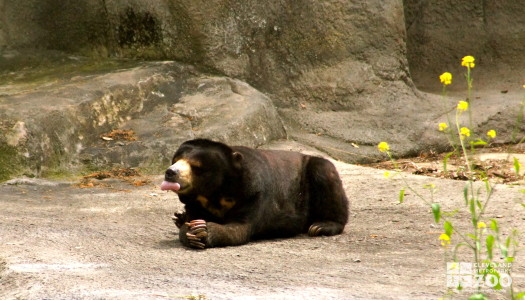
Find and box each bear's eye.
[191,165,205,174]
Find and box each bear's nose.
[165,168,179,181]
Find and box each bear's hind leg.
[306,157,349,236]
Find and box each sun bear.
[160,139,349,249]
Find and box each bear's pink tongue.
[160,181,181,191]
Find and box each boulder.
[1,0,523,178]
[0,59,285,180]
[405,0,525,90]
[0,0,438,166]
[404,0,525,149]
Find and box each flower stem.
[455,106,484,279]
[466,67,474,131]
[441,85,458,152]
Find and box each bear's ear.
[232,152,243,169]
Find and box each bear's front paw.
[185,219,208,249]
[171,210,187,228]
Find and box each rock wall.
[404,0,525,90]
[1,0,423,164]
[1,1,410,101]
[1,0,522,180]
[4,1,523,96]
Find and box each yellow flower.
[439,72,452,85]
[439,233,451,246]
[477,221,487,229]
[448,262,459,271]
[457,100,469,111]
[460,127,471,137]
[438,123,448,131]
[378,142,390,153]
[423,183,436,189]
[487,130,496,139]
[383,171,391,179]
[461,55,476,68]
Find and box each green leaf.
[505,256,515,263]
[493,275,503,290]
[484,269,502,290]
[443,152,454,172]
[444,221,453,237]
[476,199,482,210]
[500,244,508,258]
[399,188,405,203]
[469,198,476,214]
[443,209,459,217]
[470,139,488,146]
[468,293,488,300]
[463,184,469,206]
[469,200,476,227]
[484,180,491,193]
[466,234,479,241]
[490,219,499,233]
[515,292,525,299]
[486,235,495,260]
[503,236,513,259]
[431,203,441,223]
[472,218,478,228]
[514,157,521,176]
[505,236,512,248]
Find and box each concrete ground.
[1,141,524,300]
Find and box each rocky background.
[0,0,524,180]
[405,1,525,90]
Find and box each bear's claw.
[186,219,208,249]
[308,224,323,236]
[172,211,186,228]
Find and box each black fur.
[166,139,349,248]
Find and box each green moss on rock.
[0,144,24,182]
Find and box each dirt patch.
[367,144,525,184]
[100,129,138,142]
[79,167,150,188]
[1,141,524,299]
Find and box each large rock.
[1,0,523,175]
[403,1,525,149]
[1,1,410,94]
[0,1,436,163]
[0,60,285,180]
[404,1,525,90]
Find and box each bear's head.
[160,139,243,196]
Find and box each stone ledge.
[0,61,285,180]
